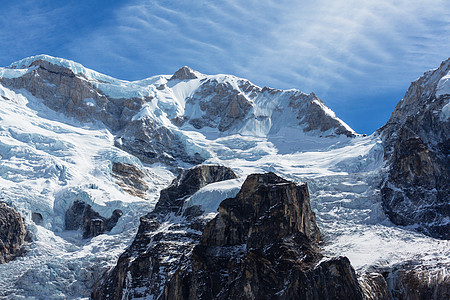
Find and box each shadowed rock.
[65,200,122,239]
[380,57,450,239]
[92,165,237,300]
[0,203,26,264]
[153,164,238,215]
[31,212,43,225]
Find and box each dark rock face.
[163,173,363,300]
[380,58,450,239]
[65,200,122,239]
[94,171,365,300]
[362,261,450,300]
[359,273,391,300]
[92,165,237,300]
[0,203,26,264]
[289,92,355,137]
[115,118,204,165]
[111,162,148,198]
[186,79,254,132]
[200,172,320,247]
[385,262,450,300]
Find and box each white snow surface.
[8,54,168,99]
[441,100,450,120]
[0,57,448,298]
[436,69,450,97]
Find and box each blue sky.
[1,0,449,134]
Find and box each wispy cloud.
[1,0,449,133]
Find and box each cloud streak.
[1,0,449,133]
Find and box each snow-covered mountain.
[0,55,448,299]
[2,55,355,165]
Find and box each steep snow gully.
[0,55,448,299]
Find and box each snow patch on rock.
[436,70,450,97]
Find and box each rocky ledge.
[0,202,26,264]
[111,162,148,198]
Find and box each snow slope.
[0,84,174,298]
[0,56,448,298]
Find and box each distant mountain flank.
[1,55,355,160]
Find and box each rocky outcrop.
[359,261,450,300]
[163,173,365,300]
[186,78,253,132]
[111,162,148,198]
[385,262,450,300]
[93,171,369,300]
[115,118,204,165]
[380,58,450,239]
[292,92,355,137]
[92,165,237,300]
[0,203,26,264]
[359,273,391,300]
[65,200,122,239]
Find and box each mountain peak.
[169,66,200,81]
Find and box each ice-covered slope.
[0,84,174,298]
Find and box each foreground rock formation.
[163,172,364,300]
[92,165,238,299]
[93,170,368,300]
[380,58,450,239]
[0,203,26,264]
